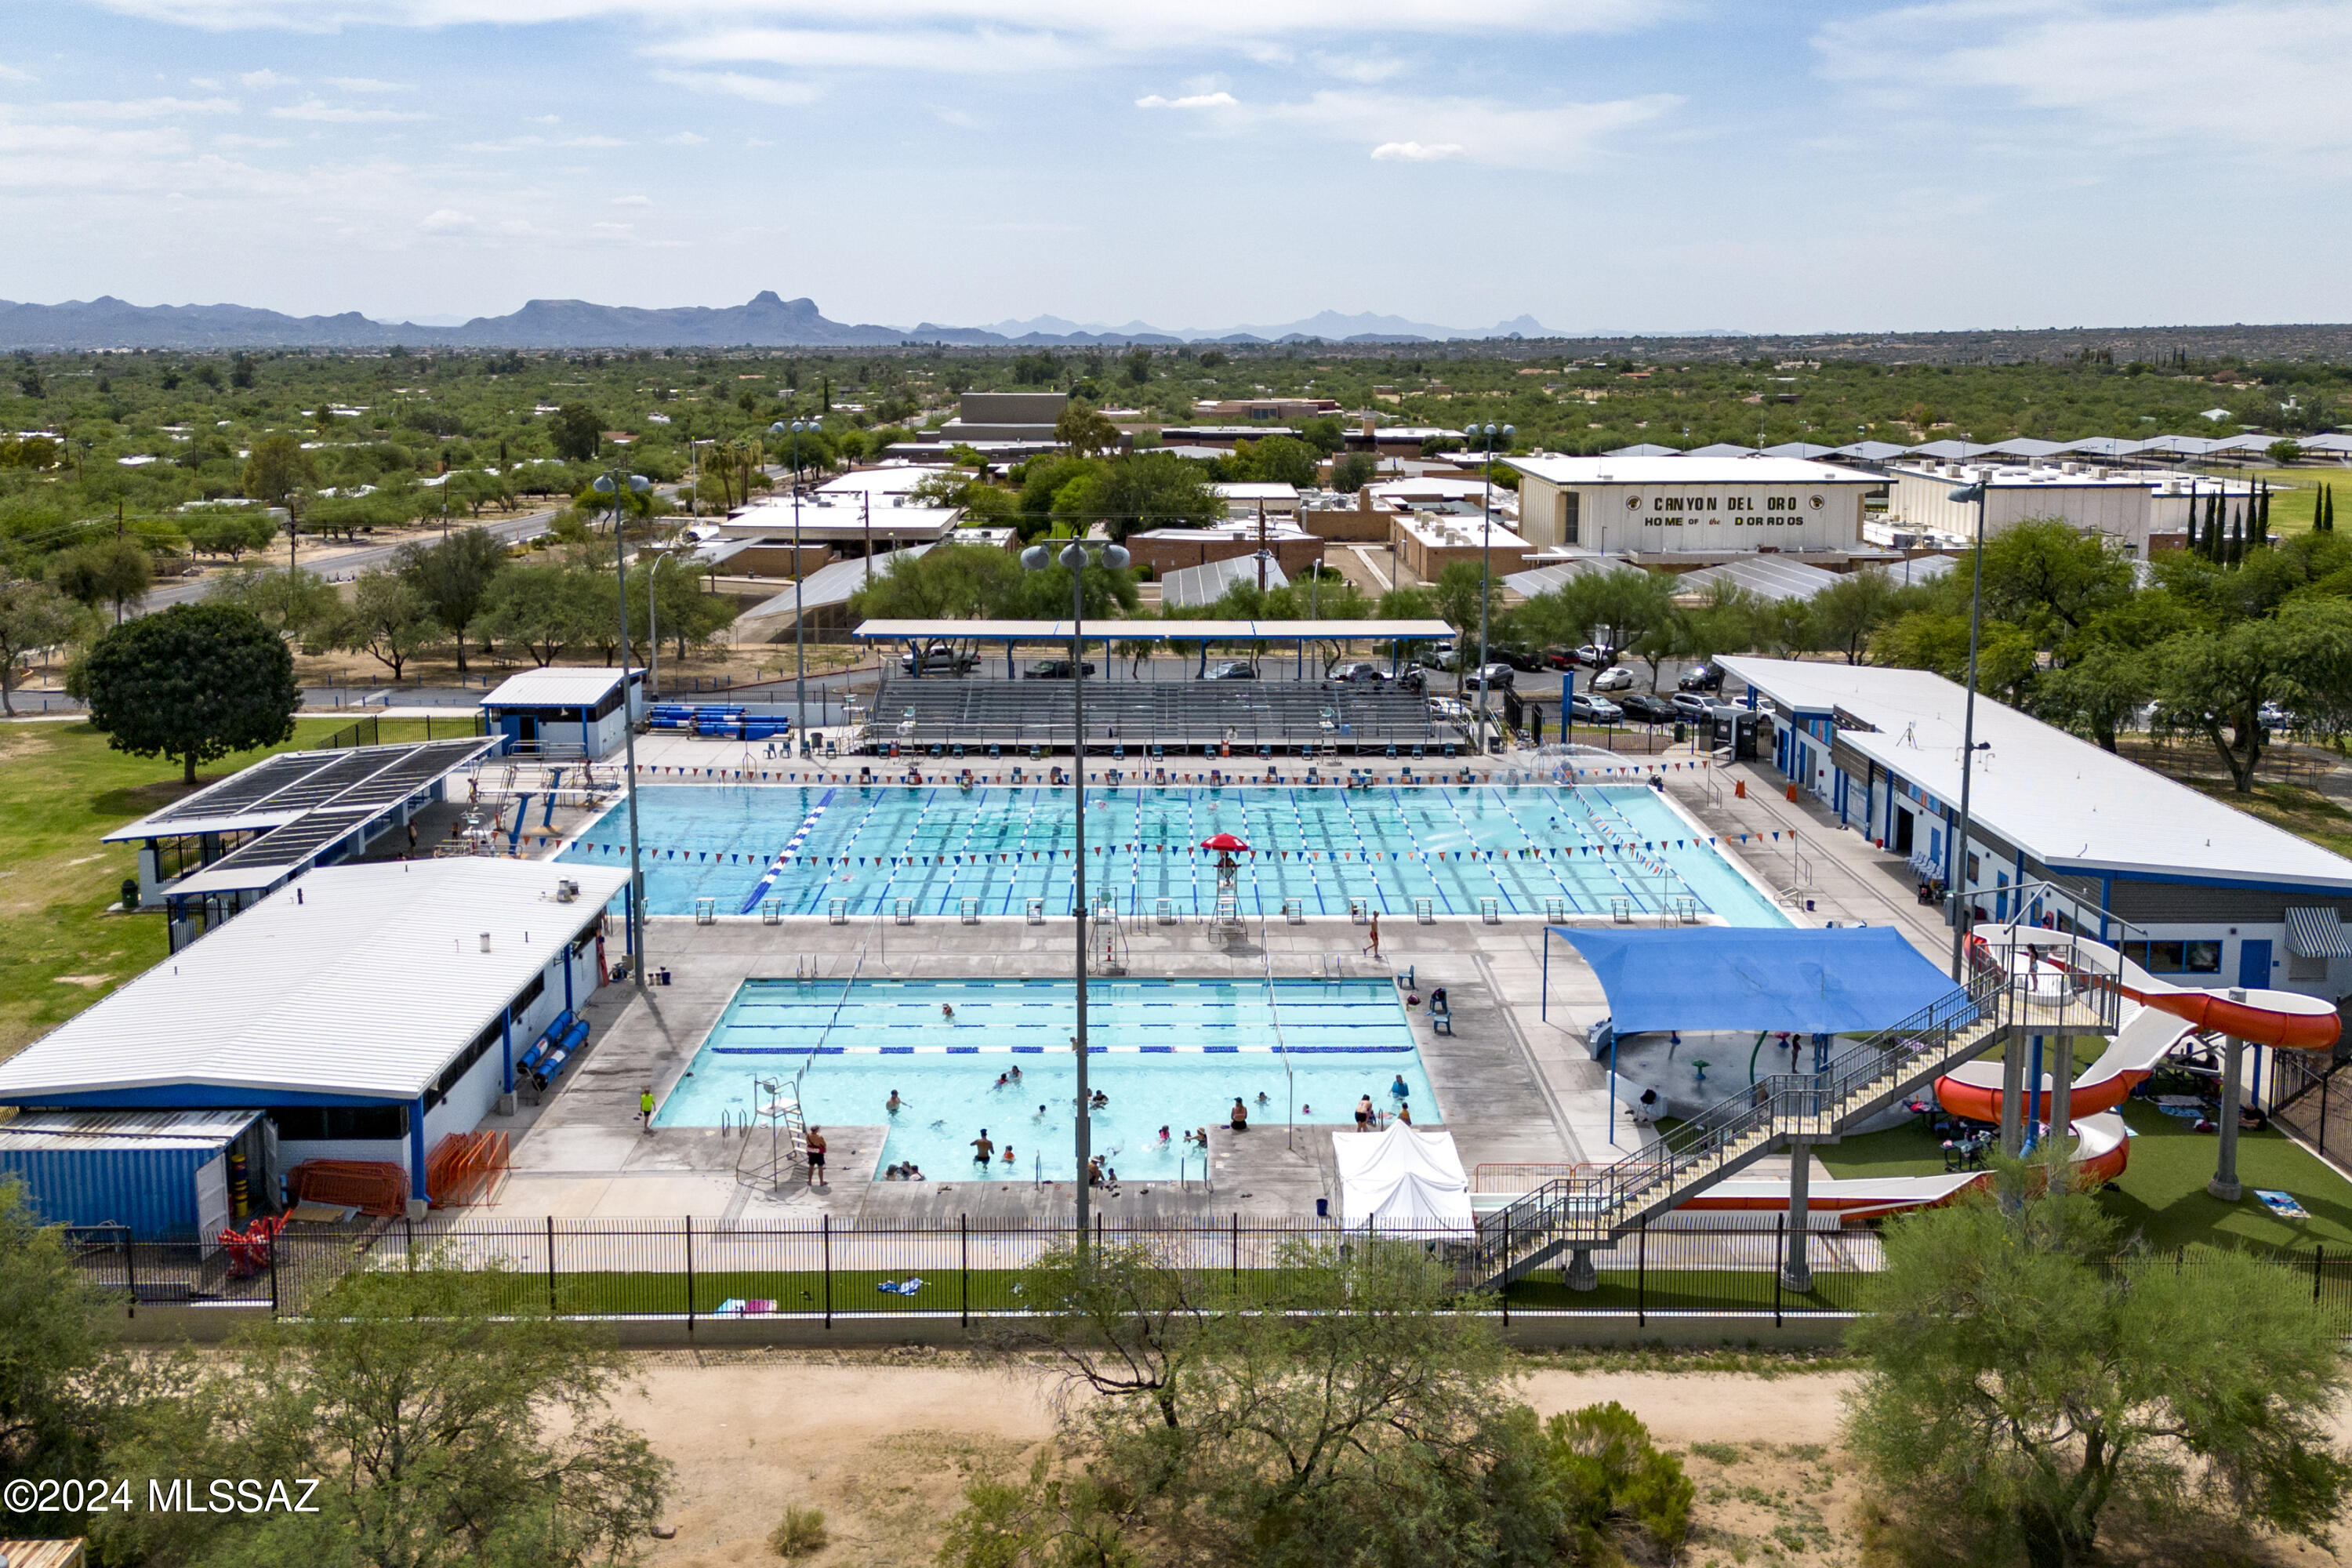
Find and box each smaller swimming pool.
[655,976,1440,1181]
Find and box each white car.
[1588,666,1635,692]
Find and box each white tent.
[1331,1122,1473,1235]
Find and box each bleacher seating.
[862,677,1444,756]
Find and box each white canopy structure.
[1331,1122,1473,1235]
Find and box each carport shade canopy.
[1551,926,1958,1036]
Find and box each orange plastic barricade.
[287,1159,411,1217]
[423,1131,511,1209]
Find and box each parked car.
[1203,660,1258,681]
[1669,691,1715,723]
[1588,666,1635,692]
[1494,645,1544,673]
[1570,692,1624,724]
[1619,693,1678,724]
[1677,662,1725,693]
[1539,645,1578,670]
[1412,644,1460,672]
[900,641,977,675]
[1026,659,1096,679]
[1333,662,1391,685]
[1461,662,1516,692]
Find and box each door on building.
[1893,808,1915,855]
[2238,938,2274,990]
[517,715,539,743]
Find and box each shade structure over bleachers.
[863,676,1440,753]
[856,617,1454,648]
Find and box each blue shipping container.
[0,1110,261,1238]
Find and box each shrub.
[769,1503,827,1558]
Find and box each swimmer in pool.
[1002,1145,1016,1164]
[1255,1091,1269,1106]
[995,1073,1009,1089]
[1010,1064,1022,1083]
[1390,1074,1408,1099]
[887,1090,902,1114]
[1157,1125,1171,1145]
[942,1003,956,1021]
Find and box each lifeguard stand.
[733,1075,809,1190]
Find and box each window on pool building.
[2124,939,2222,975]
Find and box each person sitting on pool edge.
[1229,1098,1249,1132]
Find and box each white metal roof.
[740,544,933,622]
[1602,442,1681,457]
[0,1109,260,1152]
[1162,554,1290,608]
[1675,555,1842,601]
[852,617,1454,643]
[1504,557,1615,597]
[815,466,935,497]
[1718,657,2352,891]
[0,859,630,1104]
[1686,442,1759,457]
[1509,456,1883,487]
[1211,482,1301,500]
[481,666,639,708]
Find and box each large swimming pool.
[654,976,1436,1182]
[560,783,1790,925]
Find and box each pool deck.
[461,741,1953,1228]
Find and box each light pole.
[1472,421,1514,753]
[769,421,812,740]
[1019,533,1131,1252]
[593,467,652,988]
[1945,477,1991,982]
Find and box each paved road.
[144,507,561,611]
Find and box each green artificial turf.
[1820,1098,2352,1258]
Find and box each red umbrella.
[1200,833,1252,852]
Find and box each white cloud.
[214,132,291,147]
[49,96,240,118]
[612,192,652,204]
[1148,88,1675,169]
[649,24,1090,74]
[238,68,292,88]
[326,76,411,93]
[83,0,1668,39]
[270,98,430,122]
[928,103,984,129]
[459,132,629,151]
[0,63,35,84]
[652,70,818,107]
[187,75,220,89]
[1135,91,1237,110]
[528,113,561,123]
[1816,1,2352,158]
[1313,50,1406,84]
[659,128,710,143]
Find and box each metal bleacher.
[862,677,1443,756]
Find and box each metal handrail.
[1470,967,2012,1273]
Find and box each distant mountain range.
[0,292,1722,350]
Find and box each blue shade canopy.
[1552,927,1957,1036]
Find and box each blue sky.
[2,1,2347,332]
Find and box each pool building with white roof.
[1719,655,2352,999]
[0,858,628,1208]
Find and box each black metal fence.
[58,1217,2352,1329]
[2270,1046,2352,1174]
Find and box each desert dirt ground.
[615,1351,2352,1568]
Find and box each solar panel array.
[151,738,499,896]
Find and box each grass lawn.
[0,716,452,1058]
[2202,465,2342,535]
[1821,1098,2352,1257]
